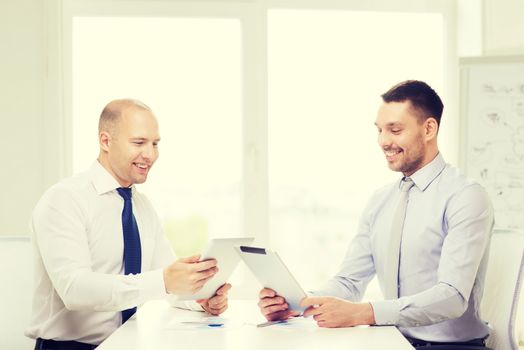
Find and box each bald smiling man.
[26,99,230,350]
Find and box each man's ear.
[99,131,111,152]
[425,117,438,140]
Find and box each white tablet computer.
[235,246,307,313]
[177,237,254,300]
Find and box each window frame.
[45,0,458,250]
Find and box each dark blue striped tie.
[117,187,142,323]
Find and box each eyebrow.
[130,137,161,142]
[374,122,403,128]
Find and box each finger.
[205,309,217,316]
[265,309,295,322]
[208,298,227,311]
[313,314,324,322]
[192,259,218,272]
[300,296,327,308]
[302,305,322,317]
[191,275,216,292]
[192,276,213,292]
[207,304,227,316]
[207,295,226,307]
[318,320,338,328]
[216,283,232,295]
[262,303,289,316]
[261,296,286,308]
[259,288,276,299]
[214,305,228,315]
[317,320,330,328]
[258,296,285,309]
[289,310,301,318]
[179,255,201,263]
[193,267,218,282]
[191,283,204,293]
[209,301,227,311]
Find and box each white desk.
[97,300,414,350]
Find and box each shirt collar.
[400,152,446,192]
[90,160,135,195]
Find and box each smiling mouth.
[384,149,402,161]
[133,162,149,170]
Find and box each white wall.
[0,237,34,349]
[0,1,45,346]
[484,0,524,55]
[0,0,45,236]
[457,0,524,57]
[480,0,524,344]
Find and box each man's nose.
[141,144,156,159]
[378,132,391,149]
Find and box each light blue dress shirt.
[314,153,494,342]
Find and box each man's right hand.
[163,255,218,295]
[258,288,299,321]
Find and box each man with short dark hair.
[258,81,494,348]
[26,99,230,350]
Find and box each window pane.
[268,10,444,293]
[72,17,242,256]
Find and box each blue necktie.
[117,187,142,323]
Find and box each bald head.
[98,99,152,134]
[97,98,160,187]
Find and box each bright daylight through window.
[72,9,445,298]
[72,17,242,257]
[268,10,444,295]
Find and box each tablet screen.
[176,237,254,300]
[236,246,307,313]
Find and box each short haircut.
[98,99,152,133]
[381,80,444,126]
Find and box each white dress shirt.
[25,161,174,345]
[314,153,494,342]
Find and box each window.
[268,9,444,292]
[72,16,242,257]
[64,0,454,297]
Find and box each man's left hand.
[197,283,231,315]
[300,296,375,328]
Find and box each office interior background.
[1,0,523,348]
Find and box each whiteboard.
[461,56,524,230]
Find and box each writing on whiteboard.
[465,64,524,229]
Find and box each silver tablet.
[235,246,307,313]
[177,237,254,300]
